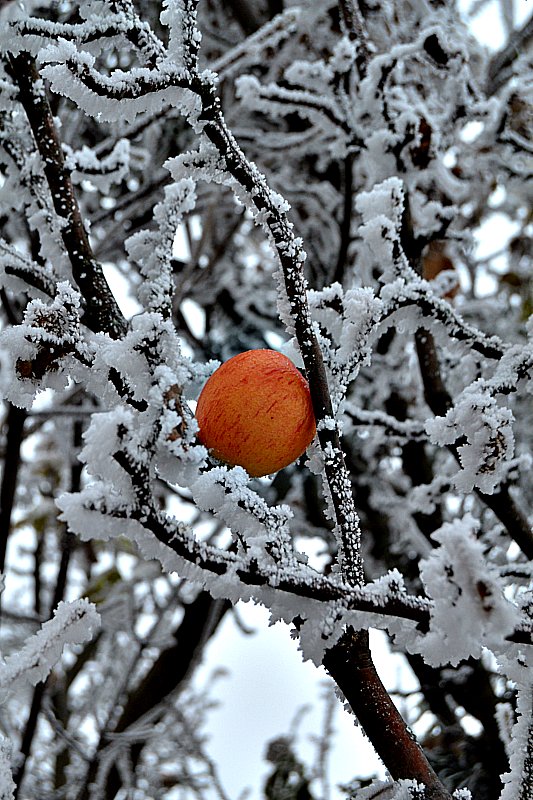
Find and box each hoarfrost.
[0,738,14,800]
[403,515,519,667]
[499,680,533,800]
[0,599,100,692]
[426,388,515,494]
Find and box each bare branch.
[487,12,533,95]
[323,630,452,800]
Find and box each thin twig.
[0,404,27,575]
[486,12,533,95]
[338,0,371,78]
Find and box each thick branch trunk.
[323,629,452,800]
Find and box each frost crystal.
[405,515,519,667]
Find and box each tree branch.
[199,92,365,585]
[53,11,365,585]
[338,0,371,78]
[323,630,452,800]
[225,0,262,36]
[7,53,126,338]
[394,194,533,560]
[331,153,354,284]
[486,12,533,95]
[103,592,230,797]
[413,330,533,558]
[0,403,26,575]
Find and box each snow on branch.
[0,599,100,692]
[380,280,508,361]
[160,0,201,71]
[41,46,201,125]
[400,515,519,667]
[1,13,139,56]
[500,680,533,800]
[6,51,126,337]
[0,283,91,409]
[126,178,197,316]
[4,0,366,587]
[0,0,532,796]
[0,239,57,299]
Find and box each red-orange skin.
[195,349,316,477]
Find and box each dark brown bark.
[487,13,533,95]
[0,403,26,574]
[323,630,452,800]
[414,329,533,559]
[331,154,354,285]
[7,53,126,338]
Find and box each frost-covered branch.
[0,1,532,797]
[22,0,365,585]
[381,280,508,361]
[338,0,370,77]
[344,404,428,442]
[196,100,365,585]
[0,599,99,692]
[6,52,126,337]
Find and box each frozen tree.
[0,0,532,798]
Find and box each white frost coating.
[337,287,382,389]
[425,389,515,494]
[356,177,405,226]
[0,239,56,299]
[160,0,201,64]
[65,139,132,194]
[353,780,397,799]
[499,681,533,800]
[495,702,515,759]
[307,283,382,412]
[166,138,231,188]
[57,494,191,576]
[126,178,197,314]
[497,589,533,800]
[409,189,456,239]
[404,515,519,667]
[191,466,295,565]
[366,568,407,600]
[354,778,446,799]
[0,328,43,409]
[357,777,472,798]
[297,602,348,666]
[78,407,138,498]
[409,475,452,515]
[317,416,337,431]
[0,282,85,409]
[0,738,15,800]
[0,599,100,692]
[39,40,203,127]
